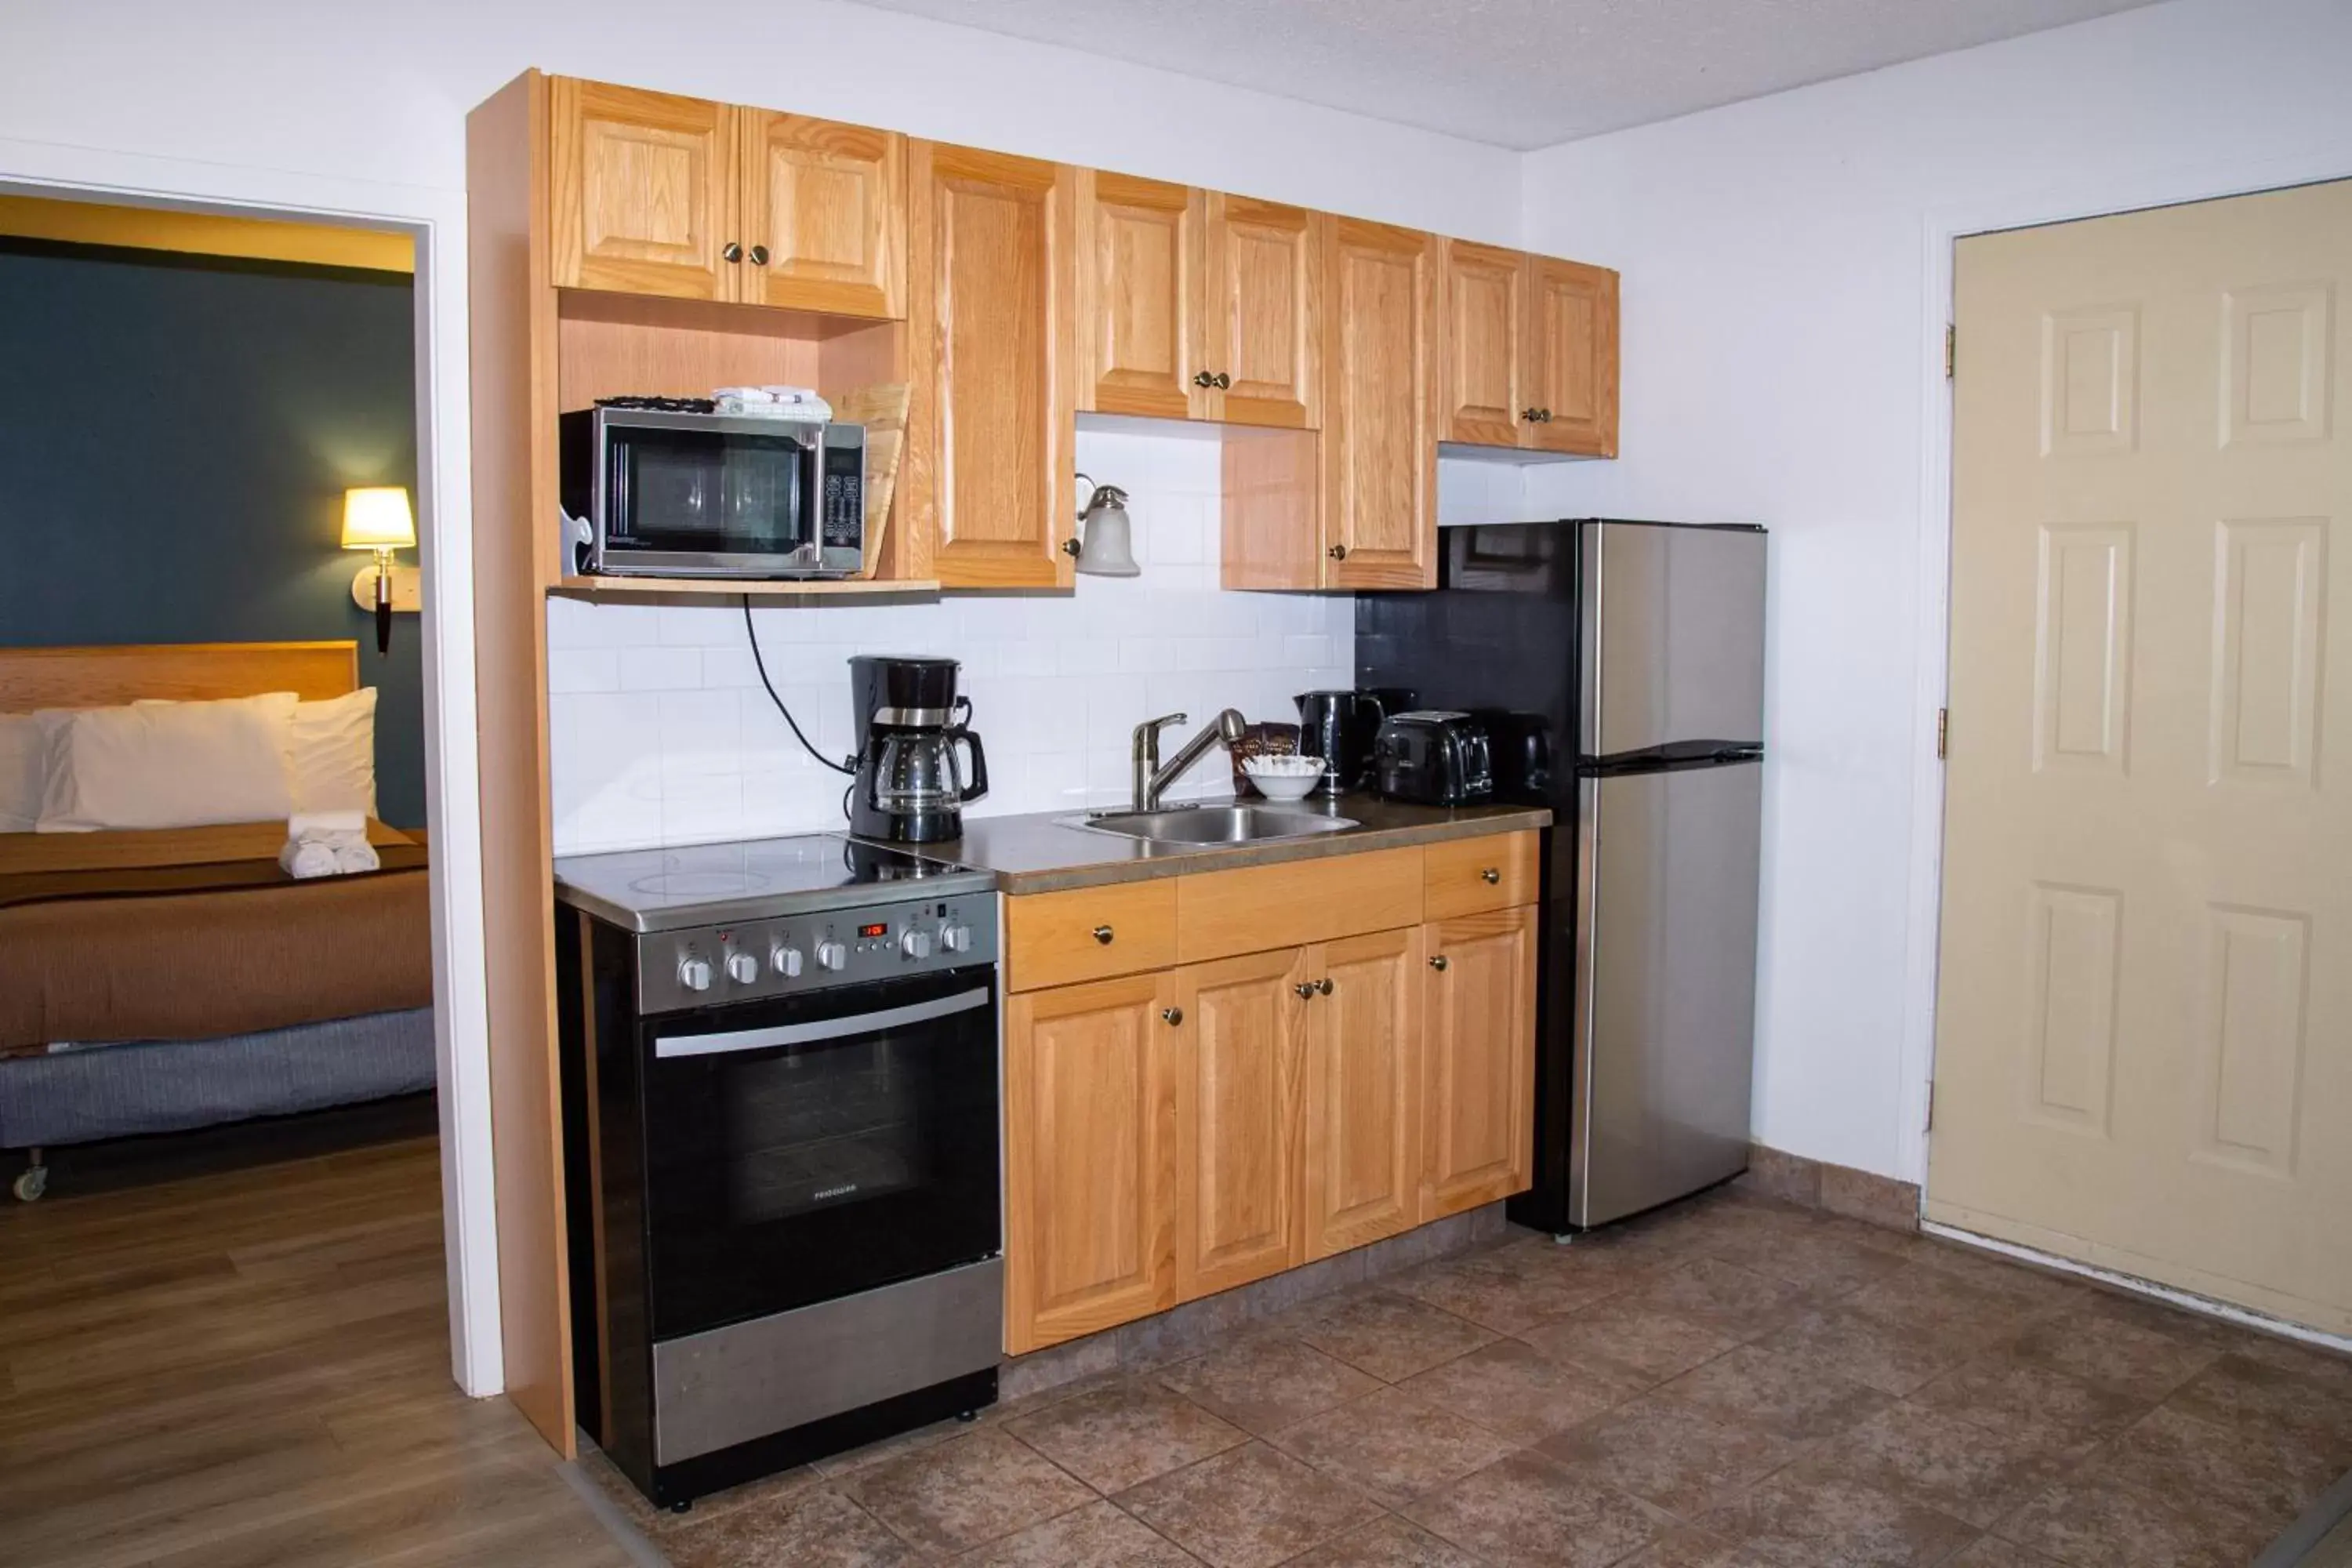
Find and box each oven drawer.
[1423,830,1539,920]
[1006,879,1178,992]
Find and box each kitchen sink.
[1068,804,1359,845]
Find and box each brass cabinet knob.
[1214,372,1231,389]
[1092,924,1115,945]
[1194,370,1216,387]
[1481,867,1501,884]
[1163,1007,1184,1026]
[1316,977,1334,996]
[1327,543,1349,561]
[749,245,770,266]
[1522,407,1539,422]
[1294,982,1318,1000]
[1429,954,1449,971]
[721,241,744,263]
[1537,408,1553,422]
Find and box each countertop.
[944,794,1550,895]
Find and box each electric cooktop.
[554,832,996,934]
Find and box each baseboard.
[1000,1201,1509,1402]
[1737,1142,1921,1234]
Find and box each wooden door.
[898,143,1076,588]
[1933,180,2352,1334]
[1323,218,1437,589]
[1301,927,1424,1258]
[550,78,735,300]
[1169,949,1307,1298]
[1421,908,1537,1220]
[1076,171,1204,419]
[1523,257,1619,456]
[1204,195,1321,429]
[1004,974,1179,1352]
[1442,240,1526,448]
[736,111,904,318]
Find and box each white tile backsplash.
[546,428,1356,854]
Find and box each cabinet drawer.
[1423,830,1539,920]
[1178,847,1423,964]
[1007,880,1179,992]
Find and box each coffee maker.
[1293,689,1403,796]
[848,655,988,843]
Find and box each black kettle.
[1292,690,1392,796]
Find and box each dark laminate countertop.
[942,793,1550,895]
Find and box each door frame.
[0,136,503,1396]
[1900,146,2352,1203]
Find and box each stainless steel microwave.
[559,407,866,579]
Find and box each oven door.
[597,412,822,576]
[639,966,1000,1342]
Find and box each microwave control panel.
[821,442,865,550]
[638,891,999,1014]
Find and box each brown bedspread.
[0,822,433,1053]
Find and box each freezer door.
[1581,523,1766,758]
[1571,759,1761,1226]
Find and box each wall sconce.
[1062,473,1139,577]
[342,485,416,655]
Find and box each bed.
[0,642,436,1200]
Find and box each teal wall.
[0,238,423,826]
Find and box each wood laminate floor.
[0,1135,633,1568]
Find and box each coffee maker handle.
[953,726,989,804]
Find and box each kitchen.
[4,2,2352,1568]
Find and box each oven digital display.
[858,922,888,938]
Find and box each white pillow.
[38,691,298,832]
[288,687,379,816]
[0,713,49,832]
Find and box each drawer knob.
[1092,924,1115,945]
[1316,977,1334,996]
[1162,1007,1184,1026]
[1194,370,1216,388]
[1327,543,1349,561]
[1481,866,1501,884]
[749,244,770,266]
[1213,371,1232,389]
[721,241,743,263]
[1294,982,1318,1000]
[1428,954,1450,971]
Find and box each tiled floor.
[595,1186,2352,1568]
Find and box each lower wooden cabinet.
[1301,926,1425,1260]
[1170,949,1307,1298]
[1421,906,1539,1221]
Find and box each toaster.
[1372,711,1494,806]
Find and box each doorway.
[1928,179,2351,1334]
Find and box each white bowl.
[1243,756,1327,801]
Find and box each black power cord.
[742,596,857,776]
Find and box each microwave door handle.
[652,987,990,1059]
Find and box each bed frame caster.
[12,1149,47,1203]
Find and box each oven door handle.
[652,986,992,1059]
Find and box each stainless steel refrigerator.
[1357,519,1766,1232]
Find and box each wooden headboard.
[0,641,359,713]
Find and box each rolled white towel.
[331,838,380,876]
[289,810,368,840]
[280,839,339,880]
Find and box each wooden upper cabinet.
[1204,196,1321,430]
[1076,171,1204,420]
[1323,218,1438,590]
[1301,927,1423,1260]
[1524,256,1619,456]
[1441,239,1526,447]
[736,111,905,318]
[1169,949,1306,1299]
[551,78,735,300]
[899,142,1076,588]
[1421,906,1537,1221]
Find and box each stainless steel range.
[554,833,1002,1510]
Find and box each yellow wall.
[0,195,412,274]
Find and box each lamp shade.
[1073,485,1140,577]
[341,486,416,551]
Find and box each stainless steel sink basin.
[1067,804,1358,845]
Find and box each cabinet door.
[1169,949,1307,1298]
[1421,908,1537,1220]
[1524,257,1620,456]
[1076,171,1204,420]
[550,78,735,300]
[1205,195,1321,430]
[1323,218,1437,589]
[1004,974,1179,1353]
[1441,239,1526,448]
[900,143,1077,588]
[736,111,904,318]
[1301,927,1424,1259]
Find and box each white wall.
[548,426,1352,852]
[1514,0,2352,1182]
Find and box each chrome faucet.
[1131,710,1247,811]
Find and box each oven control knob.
[726,952,760,985]
[771,943,804,978]
[815,940,848,972]
[900,928,934,960]
[940,922,972,955]
[677,956,713,993]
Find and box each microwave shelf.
[551,574,940,601]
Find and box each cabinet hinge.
[1936,707,1949,760]
[1944,323,1956,381]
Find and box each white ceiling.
[845,0,2163,149]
